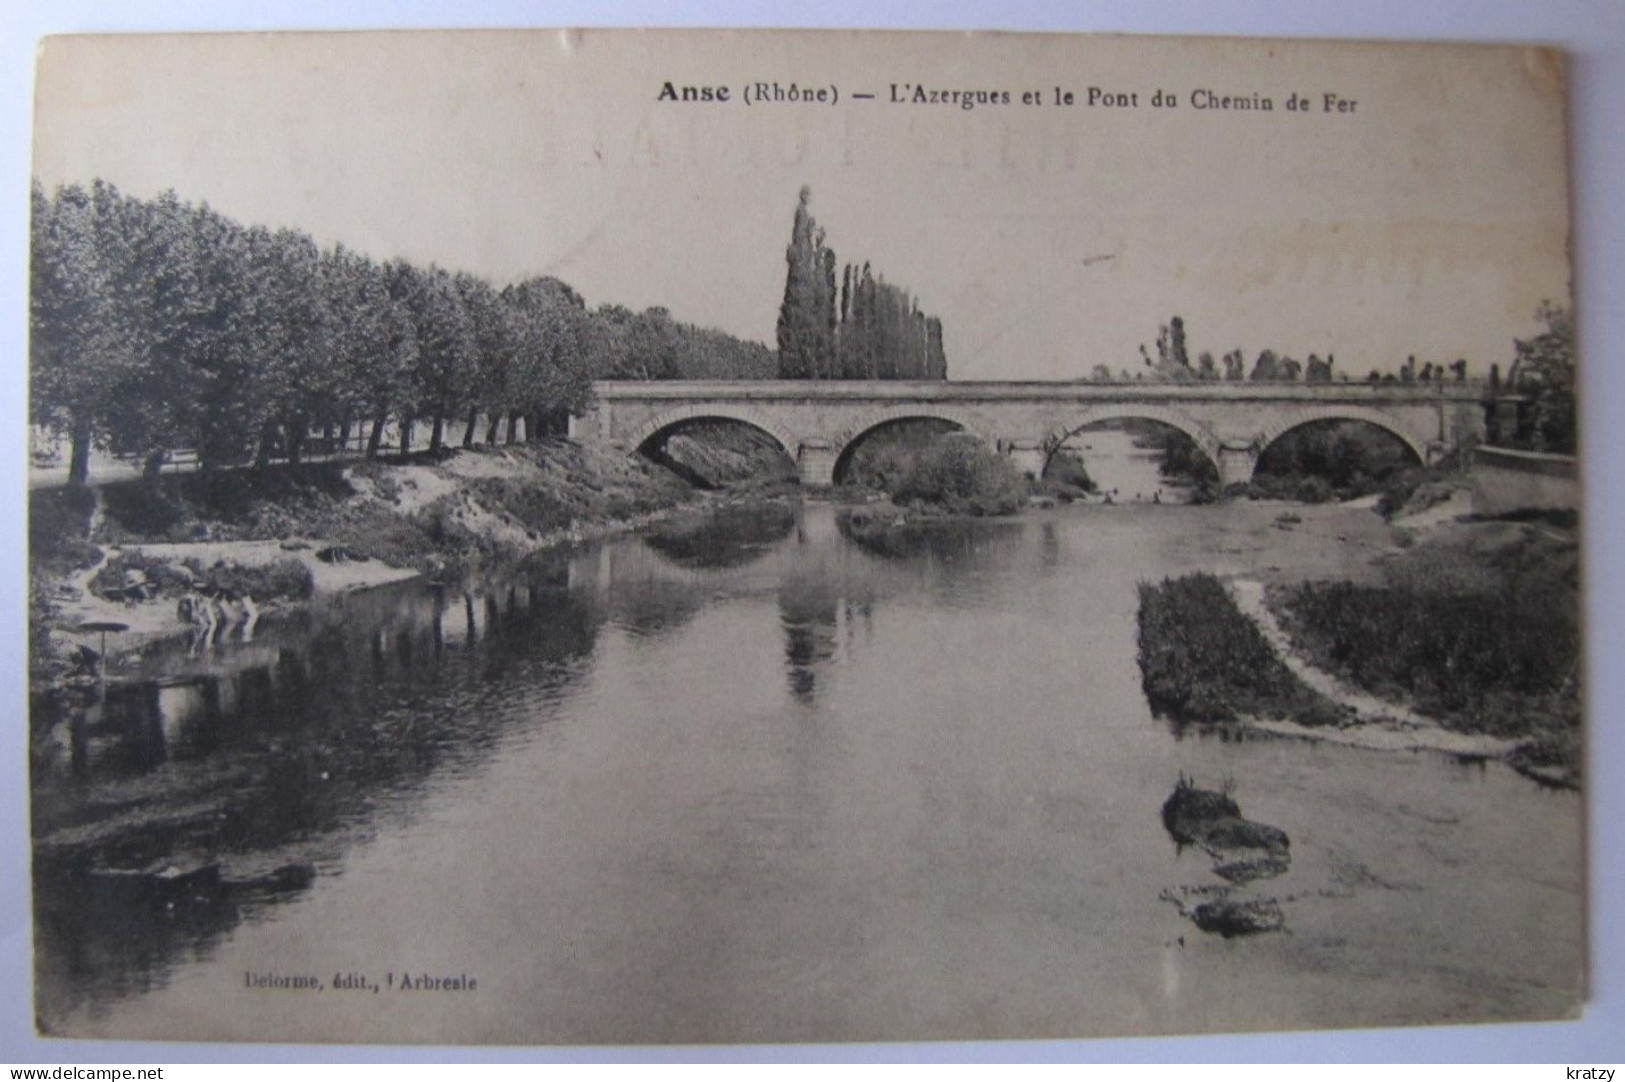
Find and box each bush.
[1044,449,1097,493]
[840,419,960,492]
[204,557,315,602]
[1255,420,1418,500]
[30,486,101,577]
[89,550,314,602]
[890,433,1028,516]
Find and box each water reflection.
[31,504,835,1024]
[641,502,797,570]
[32,498,1582,1042]
[835,509,1023,564]
[779,578,839,704]
[31,562,602,1023]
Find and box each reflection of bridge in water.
[573,379,1488,486]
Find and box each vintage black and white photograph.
[25,29,1584,1044]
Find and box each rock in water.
[1161,780,1241,845]
[1160,776,1293,936]
[1161,777,1289,857]
[1192,898,1285,937]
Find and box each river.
[30,496,1583,1044]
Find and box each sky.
[32,29,1573,380]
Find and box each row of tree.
[1090,315,1472,385]
[776,187,948,381]
[30,180,776,485]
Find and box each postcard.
[26,29,1581,1044]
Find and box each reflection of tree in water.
[606,580,710,641]
[640,502,796,570]
[30,567,601,1028]
[779,575,839,704]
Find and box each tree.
[506,276,590,439]
[102,188,210,486]
[30,182,131,484]
[322,247,411,458]
[776,187,836,379]
[1508,301,1576,453]
[1249,349,1281,382]
[456,272,511,447]
[1169,316,1189,370]
[779,188,947,381]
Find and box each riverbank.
[29,440,771,681]
[1133,485,1581,788]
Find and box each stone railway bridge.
[570,380,1488,487]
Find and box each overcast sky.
[32,29,1572,380]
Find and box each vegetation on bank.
[88,550,314,604]
[1136,573,1350,727]
[882,432,1029,516]
[1268,571,1580,785]
[1034,448,1099,502]
[75,442,677,551]
[27,441,703,677]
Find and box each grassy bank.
[46,440,696,568]
[1136,573,1350,727]
[1268,572,1580,785]
[28,440,708,677]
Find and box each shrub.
[89,550,314,602]
[30,486,101,577]
[890,433,1028,516]
[203,557,315,602]
[1045,449,1097,493]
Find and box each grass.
[1269,575,1580,783]
[45,442,699,578]
[1136,573,1350,727]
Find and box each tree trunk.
[142,449,166,492]
[285,420,305,468]
[399,416,414,458]
[255,421,278,470]
[67,414,92,486]
[485,413,501,445]
[463,406,478,449]
[366,413,386,459]
[429,415,445,455]
[338,417,353,455]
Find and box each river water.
[31,494,1583,1044]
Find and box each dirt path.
[1225,577,1515,759]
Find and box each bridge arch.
[627,404,800,462]
[1252,406,1428,475]
[1042,405,1223,476]
[829,406,998,485]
